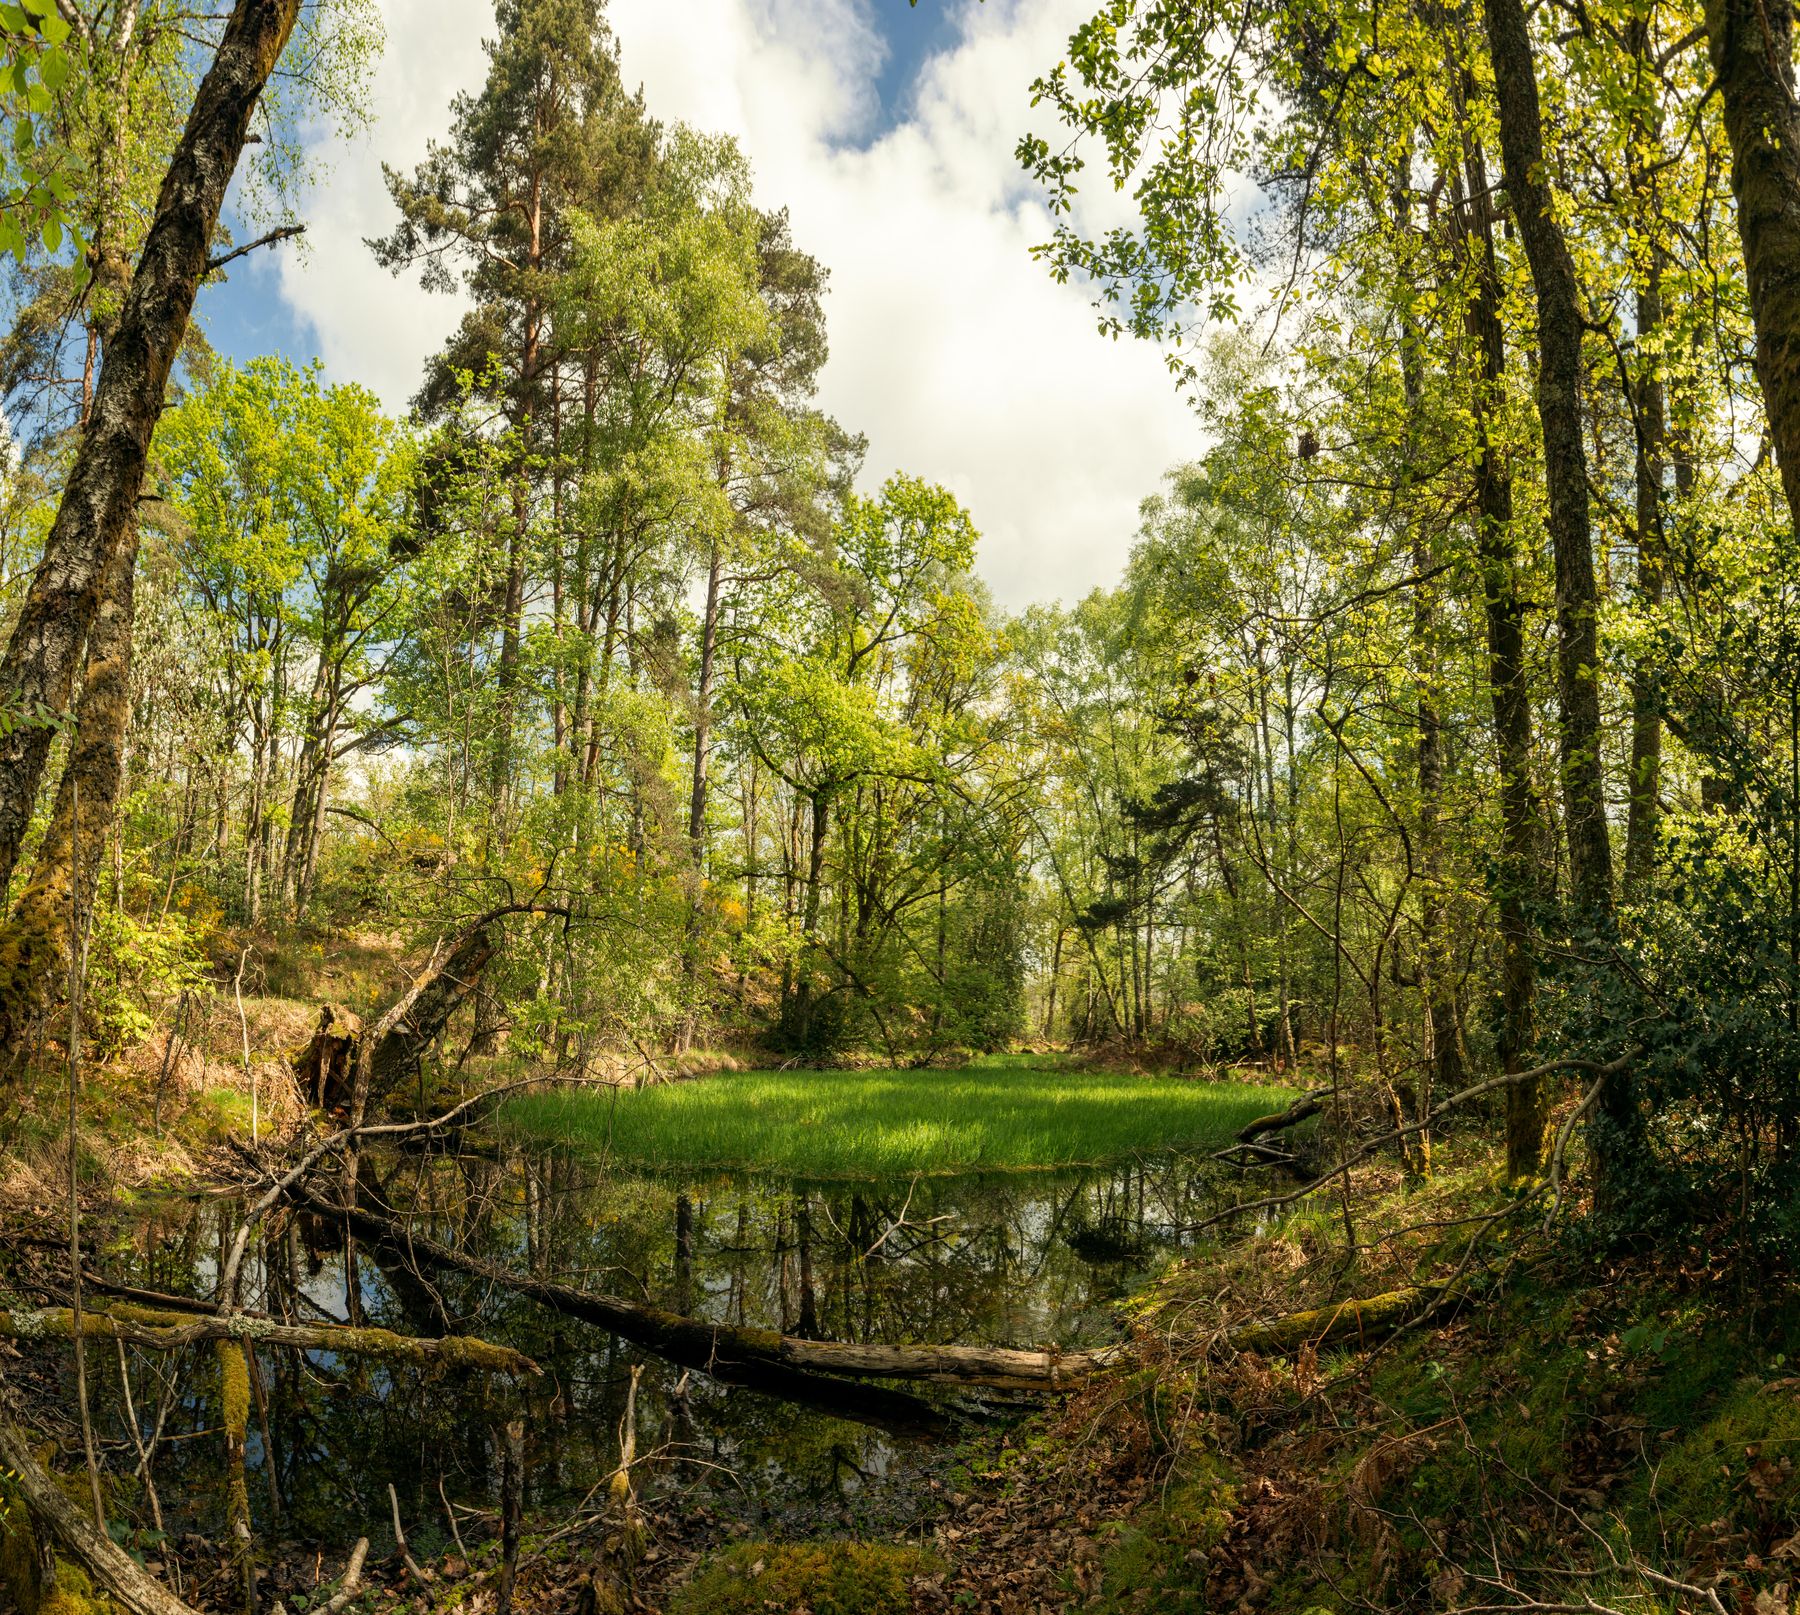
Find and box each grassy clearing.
[501,1055,1293,1178]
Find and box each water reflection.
[91,1150,1237,1551]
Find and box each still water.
[92,1148,1238,1553]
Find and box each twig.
[114,1336,164,1534]
[154,991,190,1137]
[387,1483,430,1582]
[233,948,255,1146]
[1543,1073,1607,1229]
[1632,1564,1729,1615]
[205,224,304,274]
[438,1474,468,1560]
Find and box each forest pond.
[88,1148,1244,1558]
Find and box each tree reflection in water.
[87,1150,1236,1551]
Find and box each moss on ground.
[1044,1139,1800,1615]
[0,1471,115,1615]
[1090,1458,1238,1612]
[668,1541,934,1615]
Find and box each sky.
[197,0,1201,610]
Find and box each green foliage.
[1091,1461,1237,1613]
[83,906,207,1057]
[0,0,82,266]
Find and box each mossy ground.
[668,1541,936,1615]
[1066,1138,1800,1614]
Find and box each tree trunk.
[1483,0,1616,931]
[1624,23,1668,900]
[1451,120,1551,1178]
[1624,250,1666,899]
[0,0,301,898]
[677,535,725,1050]
[0,522,141,1037]
[1708,0,1800,535]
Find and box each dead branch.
[0,1303,539,1377]
[309,1190,1120,1394]
[1234,1088,1329,1143]
[0,1419,200,1615]
[205,223,304,274]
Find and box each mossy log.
[1235,1090,1328,1145]
[0,1421,197,1615]
[0,1304,539,1378]
[1227,1279,1464,1357]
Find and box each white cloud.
[266,0,490,410]
[268,0,1198,608]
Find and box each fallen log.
[0,1303,539,1378]
[1227,1278,1465,1357]
[315,1192,1124,1394]
[0,1419,199,1615]
[290,901,572,1114]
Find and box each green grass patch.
[502,1058,1293,1178]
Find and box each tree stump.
[294,1004,362,1111]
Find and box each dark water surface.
[92,1149,1238,1553]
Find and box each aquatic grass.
[501,1060,1294,1178]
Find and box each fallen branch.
[388,1482,430,1582]
[1234,1088,1328,1144]
[318,1539,370,1615]
[0,1302,539,1378]
[1184,1049,1639,1237]
[0,1419,199,1615]
[216,1070,603,1307]
[1226,1277,1467,1357]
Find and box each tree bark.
[1450,117,1552,1179]
[1624,20,1667,900]
[0,0,301,897]
[0,1420,199,1615]
[1708,0,1800,535]
[1482,0,1616,930]
[1624,255,1666,898]
[0,521,141,1036]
